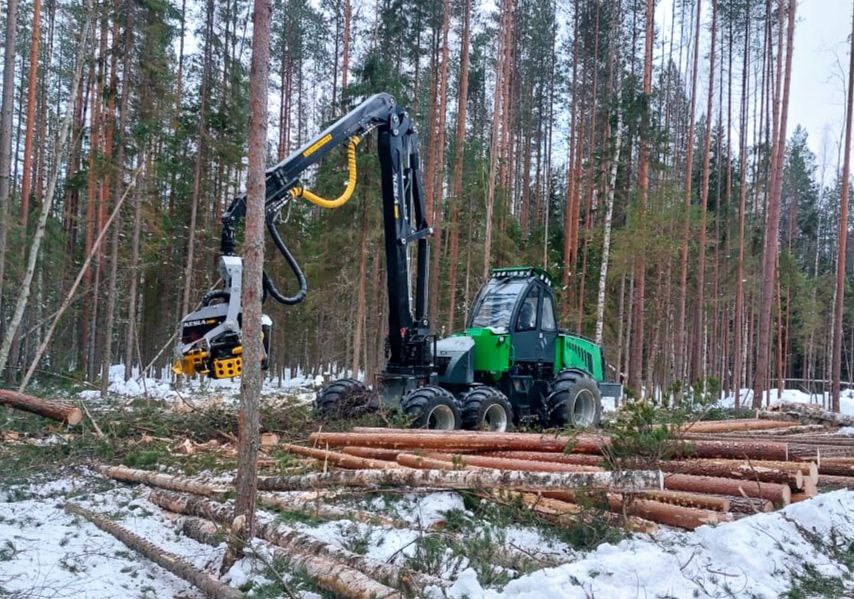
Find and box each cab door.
[511,284,541,364]
[538,291,558,365]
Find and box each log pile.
[294,421,852,530]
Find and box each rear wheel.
[315,378,377,419]
[548,369,602,428]
[461,386,513,431]
[400,386,461,430]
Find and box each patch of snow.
[449,490,854,598]
[397,492,466,528]
[836,426,854,436]
[719,387,854,416]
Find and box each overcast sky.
[656,0,852,181]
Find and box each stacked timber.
[293,422,850,529]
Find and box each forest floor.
[1,372,853,598]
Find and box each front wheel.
[400,386,461,430]
[315,378,377,419]
[461,386,513,431]
[548,369,602,428]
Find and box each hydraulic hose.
[263,135,361,305]
[263,213,308,305]
[289,136,361,208]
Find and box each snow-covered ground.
[1,471,851,598]
[74,364,328,405]
[450,490,854,598]
[720,387,854,416]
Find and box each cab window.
[541,294,556,331]
[470,279,527,329]
[516,287,539,331]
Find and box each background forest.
[0,0,851,410]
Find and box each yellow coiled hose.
[289,135,361,208]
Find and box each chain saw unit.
[174,93,434,385]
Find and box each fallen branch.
[0,390,82,425]
[65,502,243,599]
[257,467,663,494]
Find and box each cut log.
[652,459,803,489]
[731,424,829,436]
[65,503,243,599]
[682,432,854,448]
[341,446,406,460]
[633,490,731,512]
[482,451,606,466]
[396,454,465,470]
[179,516,224,546]
[682,419,794,433]
[541,490,731,529]
[663,473,791,505]
[674,439,789,461]
[766,403,854,427]
[726,496,774,513]
[257,468,663,494]
[283,443,403,470]
[426,452,605,473]
[817,474,854,489]
[96,465,229,498]
[310,431,607,453]
[149,490,435,594]
[817,462,854,477]
[0,390,83,425]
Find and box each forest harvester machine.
[173,93,622,431]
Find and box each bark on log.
[96,465,229,498]
[817,474,854,489]
[766,403,854,427]
[257,467,662,494]
[341,447,408,460]
[179,516,224,546]
[0,390,82,425]
[674,439,789,461]
[818,462,854,477]
[426,452,604,473]
[682,432,854,448]
[396,454,465,470]
[663,473,791,505]
[310,431,606,453]
[149,490,435,593]
[682,419,794,433]
[283,443,403,470]
[65,503,243,599]
[652,459,803,489]
[726,496,774,513]
[633,490,731,512]
[541,490,731,529]
[482,451,605,466]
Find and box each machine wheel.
[461,386,513,431]
[315,378,376,419]
[400,386,461,430]
[547,369,602,428]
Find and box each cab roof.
[490,266,553,287]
